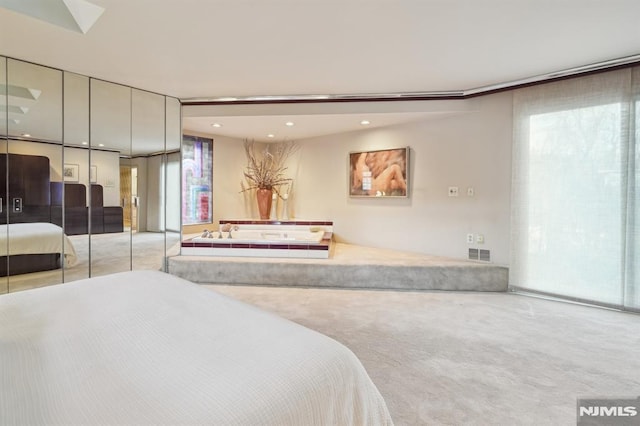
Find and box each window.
[511,68,638,311]
[182,135,213,225]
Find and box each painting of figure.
[349,147,409,197]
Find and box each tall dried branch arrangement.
[241,140,298,197]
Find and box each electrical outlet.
[448,186,459,197]
[476,234,485,244]
[466,233,474,244]
[467,187,475,197]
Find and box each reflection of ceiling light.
[98,143,104,147]
[11,119,20,124]
[0,84,42,100]
[0,105,29,114]
[267,134,275,138]
[215,97,238,102]
[211,123,222,128]
[82,141,88,145]
[285,122,294,127]
[21,133,31,137]
[360,120,370,125]
[1,0,105,34]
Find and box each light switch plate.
[12,198,22,212]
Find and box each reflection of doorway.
[120,166,138,231]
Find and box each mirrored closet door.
[1,56,6,294]
[62,71,90,282]
[131,88,166,271]
[0,54,181,292]
[89,79,132,277]
[4,59,63,292]
[165,97,182,266]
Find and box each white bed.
[0,270,393,425]
[0,222,78,266]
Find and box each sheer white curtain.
[511,67,638,310]
[627,67,640,309]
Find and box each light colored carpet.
[205,284,640,426]
[5,238,639,425]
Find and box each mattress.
[0,222,78,266]
[0,270,393,425]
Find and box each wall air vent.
[468,248,479,260]
[479,249,491,262]
[469,248,491,262]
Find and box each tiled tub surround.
[181,220,334,259]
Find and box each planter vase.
[256,188,273,220]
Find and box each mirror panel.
[6,60,63,291]
[63,72,89,147]
[7,59,62,142]
[0,56,6,293]
[0,56,6,136]
[0,58,180,289]
[6,139,64,291]
[90,79,131,277]
[131,88,166,271]
[62,71,90,282]
[165,97,181,263]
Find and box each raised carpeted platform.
[168,242,508,291]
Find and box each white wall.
[204,92,513,264]
[211,134,254,225]
[293,92,513,264]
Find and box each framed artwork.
[90,165,97,183]
[63,164,79,182]
[349,147,409,197]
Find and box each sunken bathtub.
[181,220,333,259]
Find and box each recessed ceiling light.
[21,133,31,137]
[360,120,370,125]
[211,123,222,128]
[82,141,88,145]
[285,121,294,127]
[267,134,275,138]
[98,143,104,147]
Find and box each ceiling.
[2,0,640,142]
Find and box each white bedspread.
[0,222,77,267]
[0,271,393,425]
